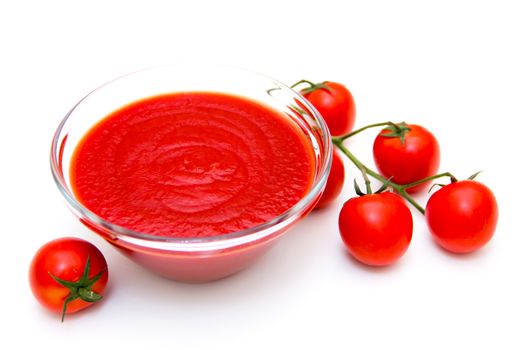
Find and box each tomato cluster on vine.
[295,80,499,266]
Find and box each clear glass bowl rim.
[50,64,332,249]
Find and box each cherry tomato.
[425,180,498,253]
[315,150,345,209]
[29,237,108,321]
[301,81,356,136]
[338,192,413,266]
[373,123,440,193]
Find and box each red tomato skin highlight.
[315,150,345,209]
[29,237,108,315]
[373,124,440,193]
[302,82,356,136]
[425,180,498,253]
[338,192,413,266]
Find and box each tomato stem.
[338,121,397,141]
[332,137,426,215]
[291,80,332,94]
[291,79,317,89]
[359,166,372,194]
[400,172,457,190]
[397,188,426,215]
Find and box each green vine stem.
[339,121,397,141]
[360,165,372,194]
[290,79,332,94]
[332,127,456,215]
[399,172,457,190]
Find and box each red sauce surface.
[70,92,315,237]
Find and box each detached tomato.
[300,81,356,136]
[29,237,108,321]
[339,192,413,266]
[373,123,440,193]
[426,180,498,253]
[315,150,345,209]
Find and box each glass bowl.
[50,64,332,282]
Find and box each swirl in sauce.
[71,92,315,237]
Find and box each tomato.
[373,123,440,193]
[338,192,413,266]
[301,81,356,136]
[29,237,108,321]
[425,180,498,253]
[315,150,345,209]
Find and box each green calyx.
[49,255,105,322]
[291,79,332,94]
[354,178,394,196]
[380,122,411,145]
[468,170,483,180]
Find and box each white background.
[1,1,524,349]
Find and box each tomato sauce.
[70,92,315,238]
